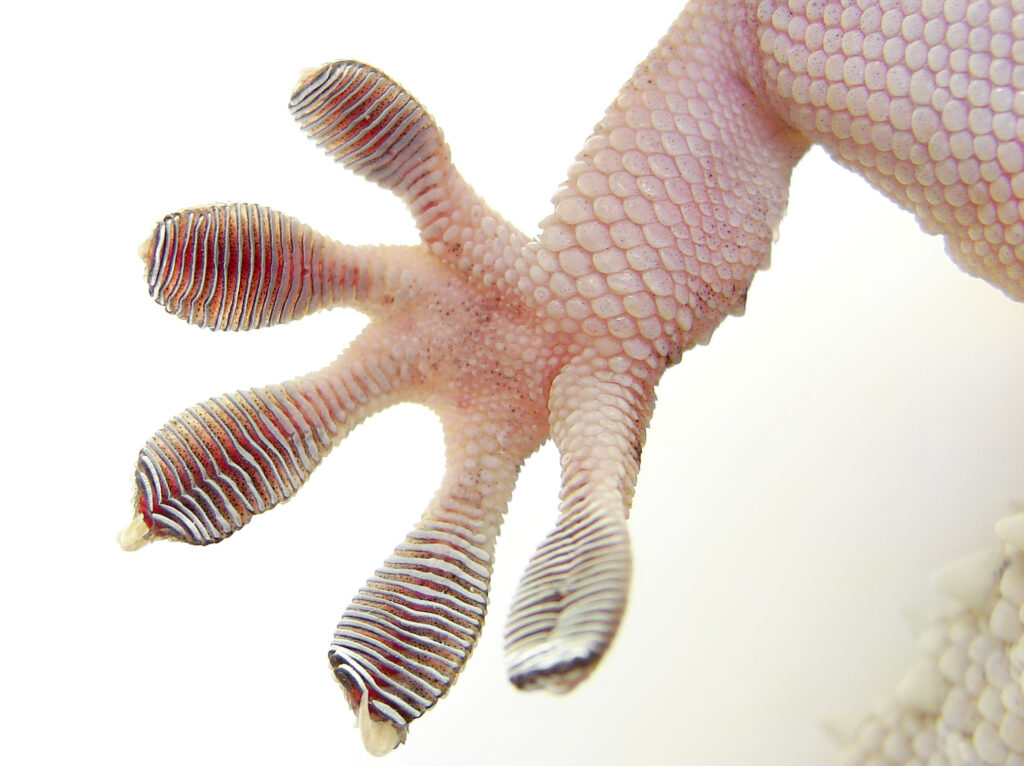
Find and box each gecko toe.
[504,509,631,694]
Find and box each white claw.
[357,692,402,757]
[930,546,1007,614]
[118,514,153,551]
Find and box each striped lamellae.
[503,497,631,690]
[329,521,492,743]
[134,378,342,545]
[289,61,450,232]
[146,203,362,331]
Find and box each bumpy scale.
[837,513,1024,766]
[121,0,1024,759]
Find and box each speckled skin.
[123,0,1023,758]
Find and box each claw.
[357,691,404,756]
[117,512,153,551]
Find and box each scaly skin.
[837,513,1024,765]
[121,0,1023,758]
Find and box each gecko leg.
[500,1,808,691]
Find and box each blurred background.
[3,1,1022,763]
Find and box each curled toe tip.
[118,514,153,551]
[507,648,598,694]
[357,692,405,756]
[290,61,360,109]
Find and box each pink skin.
[123,0,1023,755]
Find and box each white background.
[3,1,1022,764]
